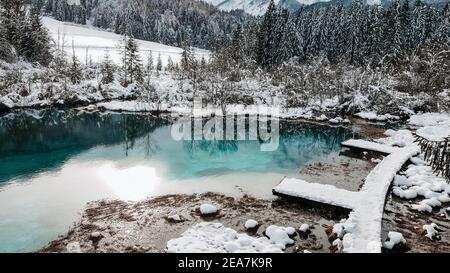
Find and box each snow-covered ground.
[275,140,420,253]
[409,112,450,141]
[355,111,400,122]
[167,222,298,253]
[393,158,450,213]
[43,17,210,65]
[167,114,450,253]
[274,117,450,253]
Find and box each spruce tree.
[399,0,412,49]
[121,34,143,85]
[100,51,115,84]
[256,0,277,68]
[411,0,427,48]
[368,4,384,66]
[181,39,194,75]
[156,53,162,73]
[0,12,14,62]
[27,6,52,66]
[200,56,207,70]
[167,56,174,72]
[146,51,154,75]
[231,24,243,65]
[69,47,83,84]
[431,2,450,50]
[381,0,403,65]
[127,35,143,83]
[1,0,27,55]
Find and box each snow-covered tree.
[38,0,249,50]
[69,42,83,84]
[1,0,27,55]
[0,13,14,62]
[256,0,277,68]
[1,1,52,65]
[26,6,52,66]
[146,52,154,75]
[120,34,143,85]
[100,51,115,84]
[166,56,174,72]
[180,39,194,75]
[156,53,162,73]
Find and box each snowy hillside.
[201,0,330,15]
[202,0,448,15]
[42,17,210,65]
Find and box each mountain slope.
[201,0,331,15]
[35,0,250,49]
[43,17,210,65]
[201,0,448,15]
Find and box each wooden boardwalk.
[273,140,420,253]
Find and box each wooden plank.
[341,139,400,154]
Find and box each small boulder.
[244,219,259,230]
[383,232,406,250]
[299,224,310,233]
[167,214,182,223]
[199,204,218,216]
[66,242,82,253]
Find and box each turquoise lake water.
[0,109,354,252]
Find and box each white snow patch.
[66,242,82,253]
[166,222,283,253]
[43,17,210,65]
[341,139,400,154]
[377,129,415,147]
[244,219,259,229]
[329,117,351,124]
[392,187,418,199]
[412,203,433,213]
[423,223,440,240]
[168,214,181,222]
[333,223,346,238]
[199,204,218,215]
[273,178,360,210]
[355,111,400,121]
[391,157,450,213]
[264,225,295,249]
[409,113,450,127]
[332,238,343,251]
[416,125,450,142]
[316,114,328,121]
[299,224,310,233]
[409,112,450,141]
[383,232,406,250]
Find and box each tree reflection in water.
[0,111,354,183]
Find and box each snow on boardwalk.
[273,178,359,210]
[273,141,420,253]
[341,139,400,154]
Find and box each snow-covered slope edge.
[202,0,331,16]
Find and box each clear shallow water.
[0,109,354,252]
